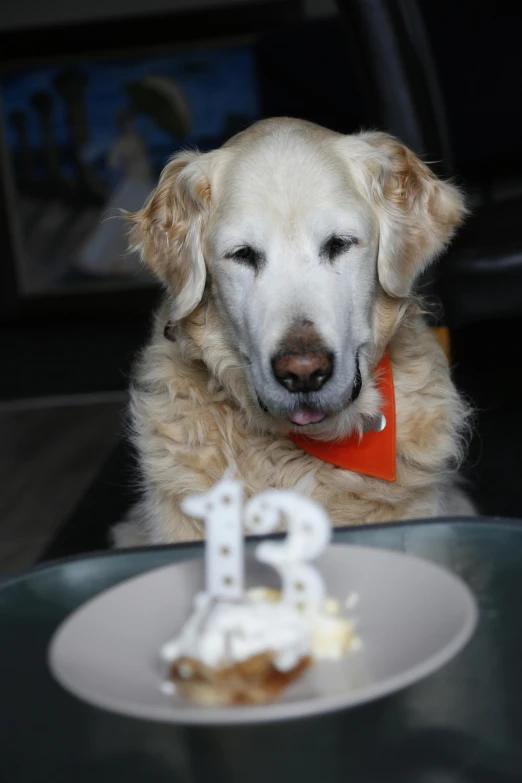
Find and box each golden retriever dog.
[112,118,473,547]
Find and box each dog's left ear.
[354,132,466,298]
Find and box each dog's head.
[129,119,465,437]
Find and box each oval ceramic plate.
[49,545,477,724]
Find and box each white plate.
[48,545,477,724]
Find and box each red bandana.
[288,352,396,482]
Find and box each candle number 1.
[181,478,244,600]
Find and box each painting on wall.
[0,42,260,296]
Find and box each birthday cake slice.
[161,593,312,706]
[159,477,359,706]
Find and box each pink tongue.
[289,409,326,426]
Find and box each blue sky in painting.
[1,44,260,156]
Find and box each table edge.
[2,515,521,591]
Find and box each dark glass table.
[2,519,522,782]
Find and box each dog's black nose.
[272,322,334,393]
[272,350,333,393]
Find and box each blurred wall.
[0,0,336,31]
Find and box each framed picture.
[0,1,300,320]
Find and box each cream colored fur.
[112,119,473,547]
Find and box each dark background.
[1,0,522,568]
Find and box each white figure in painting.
[77,107,154,277]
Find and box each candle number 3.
[244,490,331,615]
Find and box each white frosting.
[248,588,357,661]
[345,592,360,611]
[159,680,176,696]
[160,593,310,673]
[307,612,355,660]
[161,590,358,674]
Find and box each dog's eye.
[225,245,263,269]
[321,235,358,262]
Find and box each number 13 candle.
[182,477,331,612]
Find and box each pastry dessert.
[160,589,358,706]
[160,594,312,706]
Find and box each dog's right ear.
[128,150,215,321]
